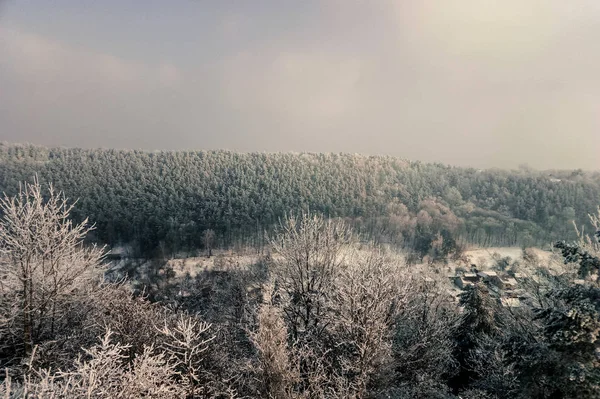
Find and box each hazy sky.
[1,1,599,170]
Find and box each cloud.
[0,26,189,147]
[222,49,362,121]
[1,0,600,171]
[0,27,181,88]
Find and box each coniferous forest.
[1,143,599,258]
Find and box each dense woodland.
[1,180,600,398]
[1,143,600,259]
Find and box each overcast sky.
[1,1,599,170]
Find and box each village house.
[501,277,518,290]
[500,297,521,308]
[477,270,504,289]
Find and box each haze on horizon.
[1,1,599,171]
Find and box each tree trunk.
[23,274,32,354]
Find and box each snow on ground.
[463,247,558,268]
[115,245,565,282]
[166,252,263,278]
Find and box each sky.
[1,0,599,170]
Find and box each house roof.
[502,278,518,286]
[454,276,474,287]
[500,298,521,307]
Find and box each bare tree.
[267,214,417,398]
[250,284,299,399]
[203,229,215,258]
[158,314,215,398]
[391,277,459,396]
[0,329,187,399]
[330,246,409,397]
[0,178,105,354]
[270,213,354,341]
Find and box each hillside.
[1,142,599,257]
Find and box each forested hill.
[1,142,599,256]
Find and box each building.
[501,277,518,290]
[463,272,479,283]
[500,297,521,308]
[478,271,504,289]
[454,276,474,289]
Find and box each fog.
[1,1,599,170]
